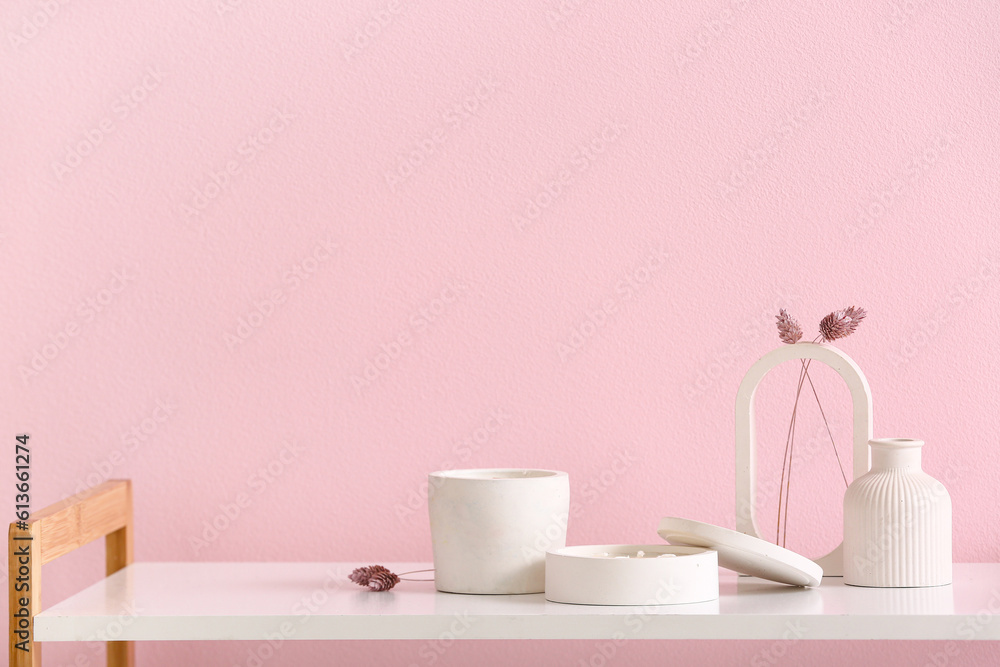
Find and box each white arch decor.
[735,342,873,576]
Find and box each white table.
[33,563,1000,642]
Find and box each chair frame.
[8,479,134,667]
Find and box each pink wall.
[4,0,999,664]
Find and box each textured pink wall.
[4,0,1000,664]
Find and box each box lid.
[658,517,822,587]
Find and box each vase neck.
[870,439,923,470]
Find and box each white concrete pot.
[843,438,952,587]
[428,469,569,594]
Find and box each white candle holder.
[545,545,718,605]
[428,468,570,595]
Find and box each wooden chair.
[8,479,134,667]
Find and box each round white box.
[545,545,719,605]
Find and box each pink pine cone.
[367,570,400,591]
[349,565,392,587]
[775,309,803,344]
[819,306,867,341]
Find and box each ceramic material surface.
[658,517,823,587]
[428,468,570,594]
[843,438,952,588]
[545,545,719,605]
[735,342,874,576]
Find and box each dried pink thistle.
[819,306,867,341]
[775,305,866,548]
[775,309,803,344]
[367,570,400,591]
[349,565,433,592]
[349,565,392,587]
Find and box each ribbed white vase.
[843,438,952,587]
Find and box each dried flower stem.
[776,356,809,547]
[782,375,802,547]
[777,358,852,547]
[349,566,435,591]
[775,307,866,547]
[802,364,849,487]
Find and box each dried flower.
[348,565,433,591]
[349,565,392,587]
[819,306,867,341]
[367,570,400,591]
[844,305,867,327]
[775,309,803,344]
[775,305,867,548]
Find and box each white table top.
[34,562,1000,641]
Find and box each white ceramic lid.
[657,517,823,587]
